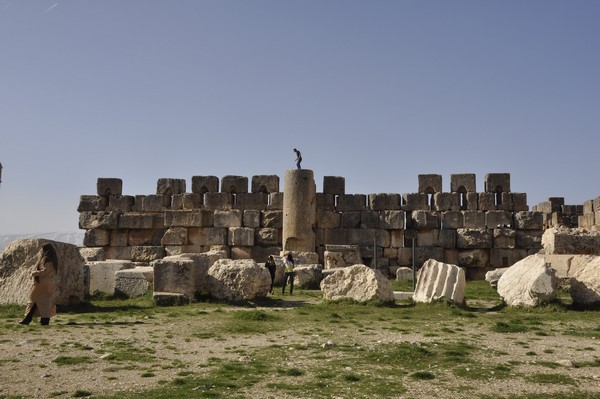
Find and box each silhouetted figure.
[264,255,276,294]
[293,148,302,169]
[0,162,3,182]
[282,253,295,295]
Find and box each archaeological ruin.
[76,171,600,280]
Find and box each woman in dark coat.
[19,243,58,326]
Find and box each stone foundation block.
[85,260,134,296]
[115,266,154,298]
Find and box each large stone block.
[413,259,465,304]
[457,249,490,268]
[496,192,514,211]
[316,193,336,211]
[320,264,394,302]
[131,246,165,262]
[161,227,188,246]
[361,211,379,229]
[369,193,401,211]
[341,211,361,228]
[152,256,196,299]
[208,259,271,301]
[108,195,134,212]
[104,246,132,260]
[493,228,516,249]
[128,229,165,246]
[439,229,457,249]
[402,193,429,211]
[188,227,228,246]
[85,260,133,295]
[191,175,219,194]
[450,174,476,193]
[433,193,461,211]
[516,230,543,250]
[407,211,440,230]
[441,211,464,229]
[78,195,108,212]
[414,247,444,267]
[484,173,510,193]
[512,193,528,212]
[478,193,497,211]
[486,210,513,228]
[379,210,405,230]
[417,229,440,247]
[251,175,280,194]
[456,228,492,249]
[323,176,345,195]
[268,192,284,210]
[0,239,84,306]
[316,210,341,228]
[418,174,442,194]
[243,209,261,228]
[464,192,479,211]
[181,193,203,209]
[79,211,119,230]
[542,228,600,255]
[514,211,543,230]
[262,210,283,228]
[234,193,268,210]
[228,227,255,246]
[204,192,232,209]
[115,266,154,298]
[463,211,486,229]
[109,230,128,247]
[214,210,242,227]
[221,175,248,193]
[97,178,122,196]
[255,228,280,246]
[157,178,186,195]
[490,248,527,268]
[118,213,154,229]
[83,229,110,247]
[142,195,170,212]
[336,194,366,212]
[164,210,214,227]
[390,230,405,248]
[497,255,558,307]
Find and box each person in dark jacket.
[264,255,277,294]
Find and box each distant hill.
[0,231,85,252]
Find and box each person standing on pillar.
[19,243,58,326]
[282,253,295,295]
[0,161,3,182]
[293,148,302,169]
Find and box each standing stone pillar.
[283,169,316,252]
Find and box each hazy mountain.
[0,231,85,252]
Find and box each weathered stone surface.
[188,227,227,246]
[153,291,189,306]
[316,211,341,229]
[323,176,345,195]
[402,193,429,211]
[294,264,322,289]
[79,247,105,262]
[191,175,219,194]
[486,211,513,228]
[497,254,558,307]
[79,211,119,229]
[115,266,154,298]
[157,178,186,195]
[542,227,600,255]
[413,259,465,305]
[493,228,516,249]
[571,257,600,306]
[324,245,362,269]
[179,250,228,294]
[221,175,248,194]
[164,210,213,227]
[131,246,165,262]
[118,213,154,229]
[514,211,543,230]
[408,211,440,230]
[0,239,84,306]
[161,227,188,246]
[207,259,271,301]
[456,228,492,249]
[78,195,108,212]
[457,249,489,268]
[85,260,133,295]
[379,210,404,230]
[251,175,280,194]
[396,266,413,282]
[152,256,196,299]
[485,267,508,289]
[283,169,317,252]
[97,178,122,196]
[108,195,135,212]
[320,264,394,302]
[418,174,442,194]
[83,229,110,247]
[228,227,255,246]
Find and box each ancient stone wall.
[78,172,576,279]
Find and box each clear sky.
[1,0,599,234]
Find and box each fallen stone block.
[413,259,466,305]
[320,264,394,303]
[497,254,558,307]
[115,267,154,298]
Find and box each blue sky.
[1,0,599,234]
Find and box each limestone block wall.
[532,197,583,229]
[79,172,569,279]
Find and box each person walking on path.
[19,243,58,326]
[282,253,296,295]
[264,255,277,294]
[293,148,302,169]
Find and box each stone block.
[78,195,108,212]
[496,192,513,211]
[441,211,463,229]
[231,246,253,259]
[413,259,465,304]
[464,192,478,210]
[463,211,486,229]
[486,210,513,228]
[584,199,594,214]
[243,209,261,228]
[493,228,516,249]
[204,192,232,209]
[478,193,496,211]
[153,292,190,306]
[153,256,196,299]
[341,211,361,228]
[262,210,283,228]
[316,193,335,211]
[323,176,345,195]
[336,194,367,212]
[251,175,279,194]
[132,246,164,262]
[457,249,490,268]
[79,247,105,262]
[104,246,132,260]
[157,178,186,195]
[456,228,492,249]
[369,193,401,211]
[268,192,284,210]
[450,174,476,193]
[83,229,110,247]
[433,193,461,211]
[164,210,213,227]
[221,175,248,193]
[490,248,527,268]
[79,211,119,230]
[161,227,188,245]
[107,195,134,212]
[255,228,279,246]
[191,175,219,194]
[97,178,122,196]
[131,195,145,212]
[188,227,227,246]
[128,229,165,246]
[512,193,528,212]
[361,211,379,229]
[439,229,457,248]
[109,230,128,247]
[316,210,341,228]
[514,211,543,230]
[118,213,154,229]
[390,230,404,248]
[228,227,255,246]
[214,210,242,227]
[402,193,429,211]
[407,211,440,230]
[398,247,412,265]
[418,174,442,194]
[182,193,203,209]
[171,194,183,210]
[142,195,170,212]
[417,230,439,247]
[516,230,543,250]
[484,173,510,193]
[114,266,153,298]
[235,192,268,210]
[380,210,405,230]
[444,248,459,265]
[414,247,444,267]
[85,260,133,295]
